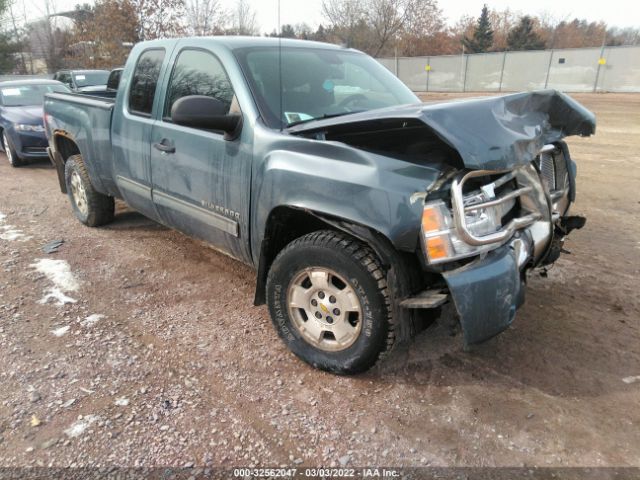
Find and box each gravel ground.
[0,93,639,469]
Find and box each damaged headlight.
[421,166,547,264]
[421,169,525,264]
[422,195,514,264]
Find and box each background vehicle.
[0,79,70,167]
[53,69,110,93]
[43,37,595,374]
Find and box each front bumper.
[9,129,49,159]
[406,144,584,345]
[442,236,530,345]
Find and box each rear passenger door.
[111,47,169,221]
[149,47,252,262]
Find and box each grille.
[451,169,541,246]
[539,146,569,195]
[23,147,47,154]
[539,153,556,191]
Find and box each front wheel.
[3,132,25,167]
[266,230,394,374]
[64,155,115,227]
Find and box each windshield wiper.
[287,110,366,128]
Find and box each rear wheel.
[64,154,114,227]
[3,132,25,167]
[266,230,394,374]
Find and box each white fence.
[378,45,640,93]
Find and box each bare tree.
[4,0,28,73]
[186,0,228,36]
[24,0,71,72]
[68,0,139,68]
[230,0,258,36]
[369,0,413,56]
[321,0,365,47]
[131,0,186,40]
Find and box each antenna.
[278,0,283,131]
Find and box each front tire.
[3,132,25,167]
[64,155,114,227]
[266,230,394,375]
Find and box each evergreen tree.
[507,15,546,50]
[463,4,493,53]
[0,32,20,73]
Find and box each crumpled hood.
[288,90,596,170]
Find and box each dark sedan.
[0,79,70,167]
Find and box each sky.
[20,0,640,31]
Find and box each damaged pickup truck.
[43,37,595,374]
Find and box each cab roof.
[142,36,357,53]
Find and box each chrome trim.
[451,169,542,247]
[464,186,533,212]
[539,144,556,154]
[116,175,152,200]
[153,190,239,237]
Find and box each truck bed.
[44,92,116,194]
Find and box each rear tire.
[64,154,114,227]
[3,132,25,167]
[266,230,394,375]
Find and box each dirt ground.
[0,93,639,470]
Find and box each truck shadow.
[373,286,639,399]
[105,201,169,232]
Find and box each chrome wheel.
[70,170,88,216]
[3,133,14,165]
[287,268,363,352]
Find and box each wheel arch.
[254,205,427,343]
[51,133,82,193]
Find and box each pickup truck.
[44,37,595,374]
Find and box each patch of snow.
[38,288,77,306]
[81,314,105,327]
[31,259,80,291]
[622,375,640,384]
[115,397,129,406]
[0,225,31,242]
[51,325,70,337]
[0,213,31,241]
[30,259,80,305]
[64,415,100,438]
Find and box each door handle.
[153,140,175,154]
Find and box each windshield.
[74,71,110,87]
[0,84,71,107]
[234,47,420,129]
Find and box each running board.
[400,290,448,309]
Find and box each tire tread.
[267,229,395,372]
[65,154,114,227]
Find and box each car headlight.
[15,124,45,132]
[421,199,507,264]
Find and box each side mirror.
[171,95,241,138]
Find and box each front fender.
[250,134,443,265]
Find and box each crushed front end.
[415,142,586,344]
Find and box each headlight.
[421,166,548,264]
[421,199,506,264]
[15,124,45,132]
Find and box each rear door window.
[128,49,166,117]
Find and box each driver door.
[149,47,251,262]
